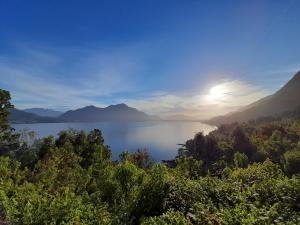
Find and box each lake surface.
[12,121,216,161]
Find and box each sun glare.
[208,85,227,101]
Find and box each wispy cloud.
[250,64,300,91]
[263,64,300,76]
[120,80,270,119]
[0,43,143,110]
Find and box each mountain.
[58,104,160,122]
[24,108,63,117]
[207,70,300,125]
[9,109,57,124]
[9,104,159,124]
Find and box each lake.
[12,121,216,161]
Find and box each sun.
[208,85,226,101]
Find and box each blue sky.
[0,0,300,118]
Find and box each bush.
[284,150,300,175]
[141,210,191,225]
[233,152,249,168]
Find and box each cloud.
[263,64,300,76]
[0,43,143,110]
[250,64,300,91]
[1,67,102,109]
[121,80,270,119]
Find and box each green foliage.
[0,89,19,156]
[133,164,170,220]
[181,133,221,161]
[120,149,154,169]
[174,157,205,178]
[233,152,249,168]
[229,160,284,184]
[0,89,13,133]
[231,125,257,162]
[181,120,300,176]
[0,184,112,225]
[284,150,300,175]
[0,132,300,225]
[141,210,191,225]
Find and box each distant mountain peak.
[84,105,99,109]
[58,103,157,122]
[116,103,128,107]
[107,103,129,108]
[82,104,130,110]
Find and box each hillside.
[9,109,57,124]
[207,70,300,125]
[24,108,63,117]
[58,104,159,122]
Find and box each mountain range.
[58,104,159,122]
[10,104,159,124]
[24,108,63,117]
[207,70,300,125]
[9,109,57,124]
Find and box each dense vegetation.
[0,89,300,224]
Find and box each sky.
[0,0,300,119]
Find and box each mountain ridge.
[24,108,63,117]
[9,109,57,124]
[58,104,159,122]
[10,104,160,123]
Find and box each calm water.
[12,121,216,161]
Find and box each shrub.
[284,150,300,175]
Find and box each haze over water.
[13,121,215,160]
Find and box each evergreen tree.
[0,89,18,155]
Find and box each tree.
[0,89,12,131]
[233,152,249,168]
[232,126,255,159]
[265,130,290,164]
[142,210,191,225]
[175,157,205,178]
[120,149,154,169]
[181,133,221,168]
[284,150,300,175]
[0,89,18,155]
